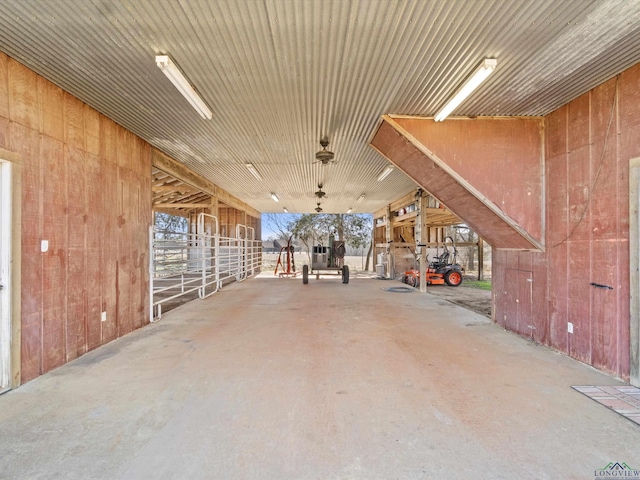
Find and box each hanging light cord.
[551,75,619,248]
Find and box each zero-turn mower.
[403,236,463,287]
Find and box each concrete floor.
[1,273,639,479]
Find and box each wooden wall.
[494,64,640,380]
[0,53,151,383]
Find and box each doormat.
[572,385,640,426]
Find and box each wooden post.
[630,157,640,387]
[385,206,392,278]
[416,190,428,293]
[478,237,484,281]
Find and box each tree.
[263,213,297,241]
[155,212,188,233]
[289,214,319,263]
[288,213,373,268]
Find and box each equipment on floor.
[302,234,349,284]
[403,236,463,287]
[274,237,298,277]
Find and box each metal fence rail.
[149,214,262,321]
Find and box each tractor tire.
[342,265,350,284]
[303,265,309,284]
[444,269,463,287]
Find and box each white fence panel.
[149,215,262,321]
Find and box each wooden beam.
[152,185,198,193]
[152,148,260,218]
[154,203,211,209]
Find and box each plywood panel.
[566,145,591,241]
[100,116,117,164]
[38,78,64,141]
[591,77,618,144]
[492,64,636,380]
[66,145,87,360]
[546,105,567,158]
[0,117,8,149]
[371,119,540,249]
[620,124,640,162]
[84,105,100,156]
[502,269,519,332]
[7,59,156,383]
[393,117,543,239]
[0,53,10,119]
[567,240,590,365]
[101,159,118,343]
[568,92,590,152]
[41,135,67,371]
[86,153,103,351]
[618,239,631,377]
[64,93,85,150]
[516,270,533,337]
[547,155,568,246]
[8,59,39,130]
[137,170,151,327]
[531,253,549,345]
[130,172,144,330]
[117,166,133,336]
[117,127,133,169]
[388,116,544,242]
[590,240,618,373]
[13,123,42,381]
[620,63,640,130]
[547,244,568,352]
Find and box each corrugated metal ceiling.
[1,0,639,214]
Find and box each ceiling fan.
[315,202,323,213]
[314,137,336,166]
[315,183,327,199]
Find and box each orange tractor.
[403,236,463,287]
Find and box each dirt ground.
[423,278,492,319]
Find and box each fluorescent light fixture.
[270,193,279,202]
[377,166,394,182]
[155,54,213,120]
[347,208,353,214]
[434,58,497,122]
[357,194,365,203]
[245,163,262,181]
[283,207,288,213]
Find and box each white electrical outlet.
[41,240,49,253]
[101,311,107,322]
[567,322,574,334]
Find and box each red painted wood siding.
[495,64,640,380]
[0,53,151,382]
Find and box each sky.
[261,213,297,240]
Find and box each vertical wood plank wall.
[494,64,640,380]
[0,53,151,382]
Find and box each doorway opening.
[0,159,12,392]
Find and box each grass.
[463,278,492,290]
